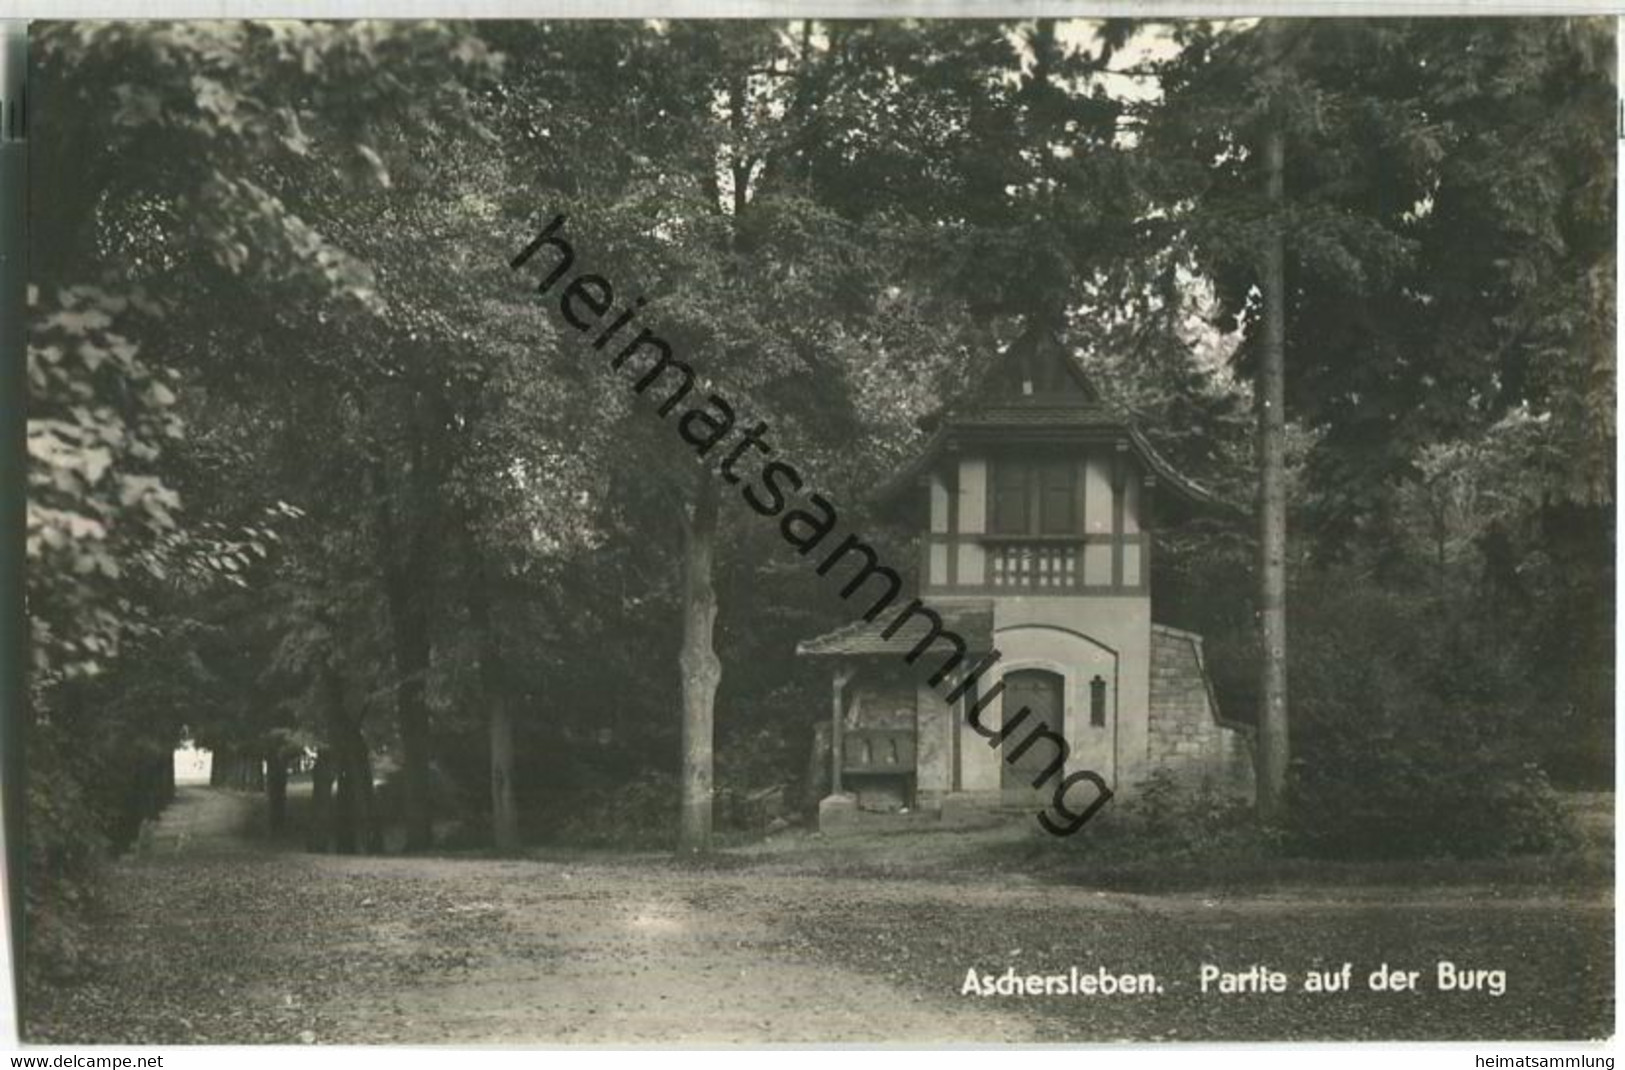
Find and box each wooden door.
[1001,669,1064,806]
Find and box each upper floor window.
[991,463,1028,534]
[991,460,1077,536]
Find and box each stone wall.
[1147,624,1254,797]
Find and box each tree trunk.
[368,399,440,853]
[1256,104,1291,822]
[677,480,722,853]
[327,666,358,855]
[265,751,288,835]
[221,753,248,789]
[388,599,433,852]
[307,749,335,853]
[488,696,517,851]
[133,750,167,825]
[332,761,358,854]
[461,522,519,853]
[340,730,379,854]
[321,656,377,854]
[210,745,231,788]
[160,751,176,809]
[369,501,433,851]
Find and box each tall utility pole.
[1256,23,1291,821]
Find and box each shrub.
[24,716,114,985]
[1060,769,1269,864]
[539,770,682,850]
[371,760,478,847]
[1281,574,1581,859]
[1288,737,1579,860]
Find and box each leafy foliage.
[1283,572,1581,858]
[1146,18,1615,539]
[27,286,182,680]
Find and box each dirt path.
[138,783,261,853]
[31,788,1037,1044]
[25,788,1613,1045]
[321,857,1039,1044]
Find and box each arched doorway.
[1001,668,1065,807]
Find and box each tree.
[23,22,503,958]
[482,21,878,851]
[1145,19,1395,819]
[1144,16,1615,816]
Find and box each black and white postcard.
[8,12,1616,1051]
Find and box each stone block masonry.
[1147,624,1253,796]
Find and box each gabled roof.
[874,323,1233,513]
[968,319,1103,405]
[797,600,995,659]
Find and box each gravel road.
[24,786,1613,1045]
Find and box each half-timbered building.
[798,325,1254,828]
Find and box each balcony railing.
[984,537,1082,589]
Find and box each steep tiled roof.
[871,322,1236,514]
[874,419,1229,513]
[943,404,1126,428]
[797,600,995,658]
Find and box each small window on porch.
[1090,675,1107,727]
